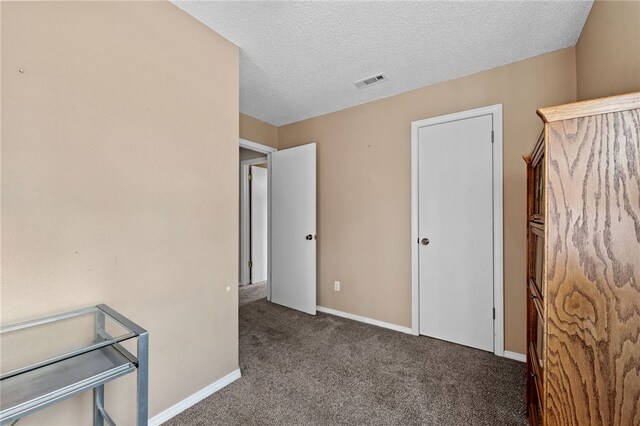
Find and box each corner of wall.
[575,0,640,101]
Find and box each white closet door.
[418,114,494,352]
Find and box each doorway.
[250,165,268,284]
[239,139,275,293]
[240,158,268,286]
[410,104,504,355]
[238,139,318,315]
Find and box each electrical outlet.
[334,281,340,291]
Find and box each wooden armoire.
[524,92,640,426]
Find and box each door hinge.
[493,308,496,319]
[248,261,253,268]
[491,130,494,143]
[248,174,253,181]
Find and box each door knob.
[306,234,313,240]
[421,238,430,245]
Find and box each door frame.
[410,104,504,357]
[239,139,277,288]
[240,138,277,155]
[240,157,267,286]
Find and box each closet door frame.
[410,104,504,357]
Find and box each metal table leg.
[94,310,106,426]
[136,332,149,426]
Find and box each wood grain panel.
[545,109,640,425]
[538,92,640,124]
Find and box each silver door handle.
[420,238,430,245]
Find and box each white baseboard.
[503,351,526,362]
[149,368,241,425]
[317,305,523,360]
[317,306,412,334]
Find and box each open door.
[269,143,316,315]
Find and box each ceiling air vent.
[353,73,388,89]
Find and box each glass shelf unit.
[0,304,148,426]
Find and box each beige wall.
[1,1,239,424]
[576,0,640,101]
[240,113,278,149]
[278,48,577,354]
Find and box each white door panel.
[250,166,268,283]
[418,114,494,352]
[270,143,316,315]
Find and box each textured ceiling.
[172,1,593,126]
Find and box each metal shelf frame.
[0,304,148,426]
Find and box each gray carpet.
[239,281,268,306]
[167,287,527,425]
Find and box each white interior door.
[270,143,316,315]
[418,114,494,352]
[250,166,268,283]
